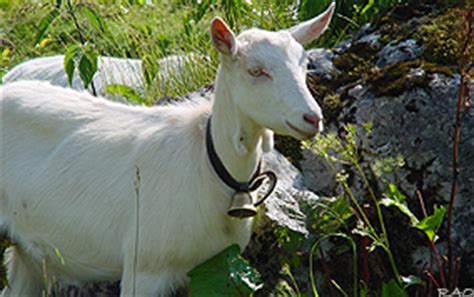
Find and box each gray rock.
[376,39,424,68]
[301,147,339,196]
[357,33,382,47]
[307,48,335,78]
[302,69,474,280]
[259,150,319,236]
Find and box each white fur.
[2,54,202,102]
[0,5,334,296]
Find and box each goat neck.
[210,67,265,183]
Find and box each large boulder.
[301,1,473,289]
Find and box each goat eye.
[248,68,263,77]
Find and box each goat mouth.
[285,121,316,139]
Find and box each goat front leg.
[1,245,44,297]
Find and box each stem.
[428,240,446,288]
[65,0,98,96]
[417,190,446,287]
[415,190,428,218]
[309,234,358,297]
[132,166,141,297]
[341,182,379,241]
[353,163,403,285]
[425,270,440,289]
[322,153,379,239]
[361,204,371,286]
[318,248,336,297]
[447,4,473,288]
[452,257,461,289]
[382,245,403,285]
[354,163,388,245]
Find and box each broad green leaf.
[82,6,104,33]
[382,279,408,297]
[187,244,262,297]
[106,84,147,105]
[78,51,98,89]
[415,205,446,241]
[34,9,59,45]
[63,45,81,87]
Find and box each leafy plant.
[36,0,101,95]
[303,122,452,295]
[187,244,262,296]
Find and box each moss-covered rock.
[273,135,303,168]
[413,12,463,65]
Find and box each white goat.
[3,54,201,102]
[0,3,334,296]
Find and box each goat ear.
[288,2,335,45]
[211,17,238,56]
[261,129,274,153]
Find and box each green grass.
[0,0,404,100]
[0,0,308,99]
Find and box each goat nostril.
[303,113,320,129]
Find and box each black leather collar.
[206,116,262,192]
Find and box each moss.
[332,42,379,86]
[321,93,342,123]
[333,52,373,74]
[413,12,463,66]
[367,59,455,97]
[423,62,455,76]
[306,74,330,99]
[273,135,303,168]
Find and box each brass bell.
[227,191,257,219]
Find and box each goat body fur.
[3,54,198,102]
[0,4,335,295]
[0,81,251,295]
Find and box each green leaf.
[380,198,419,226]
[415,205,446,241]
[388,183,405,202]
[361,0,375,15]
[401,275,423,288]
[56,0,63,8]
[106,84,147,105]
[380,183,419,226]
[187,244,262,297]
[82,6,104,33]
[63,45,81,87]
[382,279,408,297]
[34,9,59,45]
[78,51,98,89]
